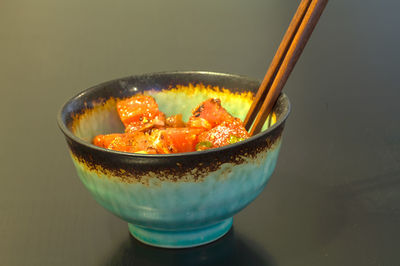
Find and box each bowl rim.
[57,70,291,158]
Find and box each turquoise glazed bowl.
[58,71,290,248]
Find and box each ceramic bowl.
[57,71,290,248]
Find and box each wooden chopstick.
[244,0,312,131]
[244,0,328,135]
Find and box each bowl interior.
[59,71,290,149]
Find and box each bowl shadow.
[104,226,276,266]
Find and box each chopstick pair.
[244,0,328,135]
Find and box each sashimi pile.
[93,95,250,154]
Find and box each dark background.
[1,0,399,265]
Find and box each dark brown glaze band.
[66,123,284,183]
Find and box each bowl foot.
[128,217,233,249]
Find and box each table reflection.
[105,227,275,266]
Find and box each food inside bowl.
[93,95,251,154]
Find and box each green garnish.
[229,135,245,144]
[195,141,213,151]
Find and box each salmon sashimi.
[93,95,250,154]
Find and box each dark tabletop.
[1,0,399,265]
